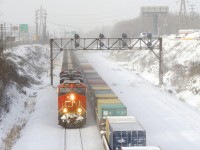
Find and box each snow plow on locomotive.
[57,70,87,128]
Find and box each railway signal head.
[122,33,127,39]
[147,33,152,39]
[99,33,104,39]
[74,34,80,39]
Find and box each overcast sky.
[0,0,199,34]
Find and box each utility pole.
[4,24,6,50]
[43,9,47,41]
[0,24,4,56]
[189,4,195,28]
[189,5,195,19]
[10,24,13,50]
[179,0,188,29]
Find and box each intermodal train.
[57,69,87,128]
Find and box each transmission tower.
[179,0,188,29]
[35,10,39,41]
[35,6,47,41]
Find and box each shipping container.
[90,91,118,107]
[121,146,161,150]
[106,116,137,141]
[90,85,111,90]
[92,90,115,104]
[87,78,106,84]
[95,99,126,130]
[80,63,94,68]
[106,116,146,150]
[95,98,121,122]
[97,102,127,119]
[80,62,92,66]
[82,66,95,70]
[94,89,114,95]
[83,70,97,73]
[97,99,121,108]
[89,82,109,87]
[85,73,101,79]
[95,94,118,99]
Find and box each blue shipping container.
[109,123,146,150]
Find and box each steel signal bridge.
[50,34,163,86]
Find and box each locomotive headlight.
[70,94,75,101]
[63,108,67,113]
[77,108,82,113]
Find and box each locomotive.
[57,69,87,128]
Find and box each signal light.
[74,34,80,39]
[122,33,127,39]
[99,33,104,39]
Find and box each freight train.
[57,70,87,128]
[57,48,158,149]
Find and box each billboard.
[141,6,169,17]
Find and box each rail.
[64,127,84,150]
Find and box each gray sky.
[0,0,199,33]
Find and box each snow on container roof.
[107,116,136,123]
[111,122,145,131]
[121,146,161,150]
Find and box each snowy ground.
[1,35,200,150]
[0,45,50,150]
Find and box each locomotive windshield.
[59,87,86,95]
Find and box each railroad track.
[62,49,84,150]
[64,128,84,150]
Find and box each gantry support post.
[159,38,163,85]
[50,39,53,85]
